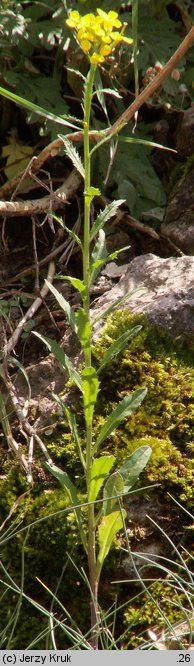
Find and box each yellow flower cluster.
[66,8,133,65]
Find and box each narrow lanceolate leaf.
[52,214,83,249]
[93,88,122,100]
[103,471,124,516]
[96,509,126,579]
[45,281,77,334]
[90,229,107,285]
[94,68,109,120]
[59,135,85,178]
[44,462,87,550]
[90,200,125,241]
[94,388,147,453]
[93,288,143,323]
[118,136,177,152]
[0,86,82,131]
[88,455,115,503]
[33,333,82,392]
[60,277,86,300]
[52,394,85,470]
[119,446,152,492]
[82,366,100,427]
[97,326,142,374]
[75,308,92,351]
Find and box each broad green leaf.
[52,394,85,470]
[97,326,142,373]
[90,229,107,284]
[97,125,166,217]
[82,366,100,427]
[2,138,34,180]
[90,200,125,241]
[94,388,147,453]
[85,186,101,206]
[96,510,126,579]
[93,288,143,323]
[33,332,82,392]
[44,462,86,550]
[119,446,152,492]
[45,281,77,334]
[103,471,124,516]
[52,214,82,249]
[0,85,82,131]
[59,135,85,178]
[89,455,115,503]
[75,309,91,351]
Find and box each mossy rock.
[92,311,194,506]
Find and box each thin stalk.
[83,63,99,649]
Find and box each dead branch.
[0,169,82,217]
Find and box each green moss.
[0,465,88,648]
[92,311,194,505]
[123,581,192,649]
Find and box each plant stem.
[83,64,99,649]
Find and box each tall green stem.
[83,64,99,649]
[83,63,96,358]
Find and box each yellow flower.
[66,8,133,65]
[96,9,122,29]
[90,53,105,65]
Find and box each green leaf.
[118,136,176,153]
[93,288,143,323]
[44,462,87,550]
[97,326,142,373]
[90,200,125,241]
[33,332,82,392]
[56,276,86,299]
[52,394,85,470]
[90,229,107,284]
[96,510,126,579]
[52,214,83,249]
[75,308,91,351]
[59,135,85,178]
[45,280,77,334]
[93,88,122,100]
[85,186,101,206]
[119,446,152,492]
[94,388,147,453]
[82,366,100,427]
[98,125,166,217]
[103,471,124,516]
[94,68,109,120]
[0,85,81,131]
[88,456,115,503]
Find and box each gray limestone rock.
[92,253,194,348]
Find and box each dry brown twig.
[3,260,55,357]
[0,260,56,481]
